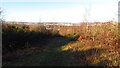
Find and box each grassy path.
[3,37,120,66]
[3,37,77,66]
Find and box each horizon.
[0,0,119,23]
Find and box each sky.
[0,0,119,23]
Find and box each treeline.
[2,22,119,55]
[2,23,61,54]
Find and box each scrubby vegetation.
[2,22,120,66]
[2,23,61,54]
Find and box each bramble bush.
[58,22,119,47]
[2,22,119,55]
[2,23,57,54]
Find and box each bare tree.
[0,8,4,23]
[0,8,3,21]
[0,8,5,23]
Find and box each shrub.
[2,23,57,54]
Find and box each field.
[2,22,120,66]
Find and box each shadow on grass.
[45,48,112,66]
[2,36,74,63]
[94,60,112,66]
[2,36,113,66]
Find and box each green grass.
[3,37,74,66]
[3,36,120,66]
[2,36,120,66]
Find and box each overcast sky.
[0,0,119,23]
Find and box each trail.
[3,37,119,66]
[3,37,77,66]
